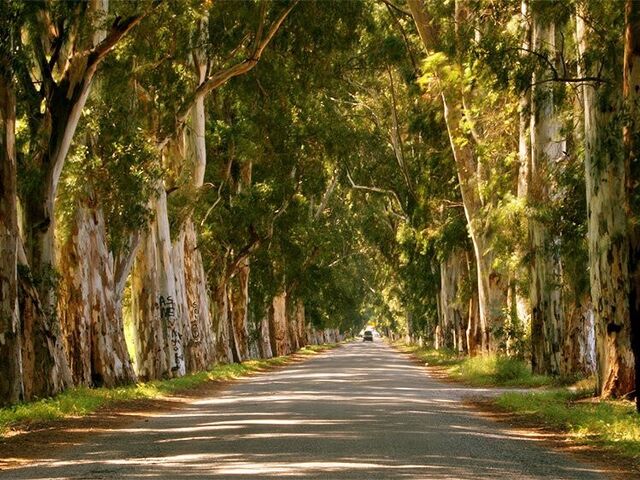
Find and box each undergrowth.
[495,390,640,464]
[395,342,551,387]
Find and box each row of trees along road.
[1,0,640,412]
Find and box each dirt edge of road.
[391,342,638,480]
[0,345,341,471]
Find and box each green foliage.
[12,0,615,398]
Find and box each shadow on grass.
[0,344,340,436]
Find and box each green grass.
[450,354,552,387]
[395,342,552,387]
[0,343,338,437]
[495,389,640,464]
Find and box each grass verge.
[494,390,640,466]
[0,343,338,437]
[395,342,551,387]
[396,342,640,467]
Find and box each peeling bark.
[529,10,564,375]
[214,281,233,364]
[130,189,185,380]
[562,296,596,376]
[58,202,136,387]
[578,14,635,397]
[268,292,289,356]
[0,50,23,405]
[178,221,215,371]
[624,0,640,409]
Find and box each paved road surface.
[1,342,611,479]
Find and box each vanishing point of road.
[1,342,614,479]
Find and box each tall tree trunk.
[624,0,640,410]
[287,300,303,351]
[214,280,233,363]
[258,314,273,359]
[515,0,532,338]
[58,202,136,387]
[577,14,635,398]
[466,251,482,356]
[442,93,505,353]
[562,295,596,376]
[0,48,24,405]
[228,162,253,362]
[229,261,250,362]
[408,0,507,354]
[19,2,147,399]
[178,221,215,371]
[269,292,289,356]
[529,9,564,375]
[294,300,307,347]
[171,40,215,372]
[439,249,467,352]
[130,189,186,380]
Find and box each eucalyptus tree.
[407,0,522,353]
[56,54,161,387]
[624,0,640,410]
[121,0,298,377]
[13,0,155,399]
[576,1,634,398]
[0,0,22,405]
[528,0,565,375]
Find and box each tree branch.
[384,3,419,73]
[161,1,298,149]
[346,168,407,219]
[313,170,338,220]
[387,66,416,200]
[379,0,412,17]
[87,7,158,69]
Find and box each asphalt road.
[1,341,612,479]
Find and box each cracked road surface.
[0,342,612,479]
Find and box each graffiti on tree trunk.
[190,301,201,345]
[158,295,184,371]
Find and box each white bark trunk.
[0,67,24,405]
[58,203,136,387]
[269,292,290,356]
[214,281,233,363]
[578,14,635,396]
[131,189,185,380]
[529,13,564,375]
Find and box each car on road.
[363,330,374,342]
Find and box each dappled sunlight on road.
[0,342,611,479]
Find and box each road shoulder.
[391,342,639,480]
